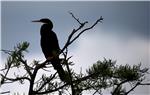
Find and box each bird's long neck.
[40,24,52,36]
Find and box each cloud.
[71,29,149,70]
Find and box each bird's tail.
[51,59,66,81]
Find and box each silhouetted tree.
[0,12,150,95]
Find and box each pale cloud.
[70,28,149,72]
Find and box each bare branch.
[1,74,30,82]
[61,25,85,53]
[1,49,14,55]
[125,82,150,95]
[68,11,88,25]
[0,91,10,94]
[139,83,150,85]
[34,83,68,94]
[61,12,103,54]
[19,58,33,77]
[65,51,75,95]
[70,17,103,44]
[125,82,140,95]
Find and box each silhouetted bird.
[32,18,65,81]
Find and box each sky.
[0,1,150,95]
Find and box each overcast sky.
[1,1,150,95]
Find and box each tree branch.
[125,82,150,95]
[0,91,10,94]
[19,58,32,77]
[36,73,57,92]
[112,79,129,95]
[64,48,76,95]
[70,16,103,44]
[61,12,103,54]
[34,83,68,94]
[0,74,30,82]
[68,11,87,25]
[125,82,140,95]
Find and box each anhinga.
[32,18,65,81]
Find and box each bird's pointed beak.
[32,20,41,22]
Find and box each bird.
[32,18,66,81]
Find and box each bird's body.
[40,24,60,59]
[33,18,65,81]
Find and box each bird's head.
[32,18,52,24]
[32,18,53,29]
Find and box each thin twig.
[68,11,86,25]
[0,74,30,82]
[0,91,10,94]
